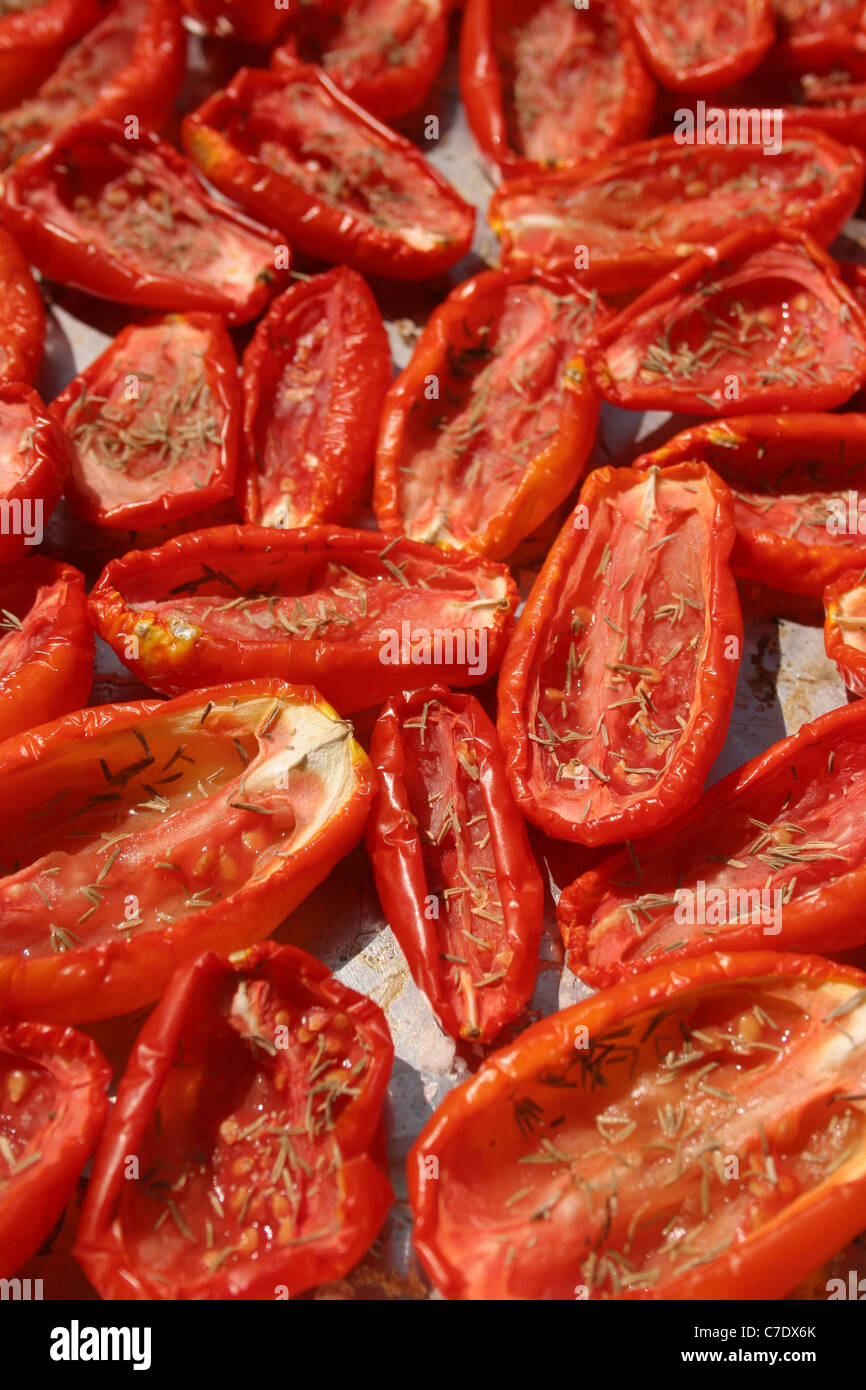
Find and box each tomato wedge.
[75,942,393,1299]
[0,557,93,744]
[88,525,518,711]
[182,65,475,283]
[0,0,185,172]
[0,1020,110,1279]
[0,228,44,387]
[558,700,866,987]
[459,0,655,177]
[374,268,606,562]
[1,119,287,325]
[0,384,67,562]
[274,0,449,122]
[240,268,391,530]
[621,0,775,92]
[0,0,109,109]
[409,950,866,1300]
[586,224,866,416]
[489,130,864,294]
[367,686,543,1044]
[497,463,741,847]
[824,568,866,696]
[51,313,239,531]
[634,412,866,598]
[0,679,373,1024]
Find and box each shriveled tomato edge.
[1,118,288,325]
[0,1018,110,1279]
[496,462,742,845]
[240,266,391,527]
[74,942,394,1299]
[621,0,775,93]
[459,0,655,177]
[586,222,866,415]
[366,684,543,1043]
[634,411,866,597]
[87,524,519,709]
[52,312,239,530]
[373,265,607,560]
[0,678,374,1024]
[488,127,865,292]
[408,948,866,1301]
[0,558,93,745]
[557,697,866,986]
[181,64,475,283]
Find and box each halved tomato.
[410,950,866,1299]
[75,942,393,1299]
[52,313,239,531]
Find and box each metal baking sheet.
[17,19,866,1300]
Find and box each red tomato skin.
[88,524,518,710]
[586,223,866,416]
[1,120,287,325]
[0,0,185,171]
[621,0,775,92]
[273,1,449,121]
[0,679,374,1023]
[0,1019,110,1279]
[497,462,742,846]
[774,0,866,73]
[180,0,289,42]
[408,949,866,1300]
[366,686,543,1043]
[459,0,656,177]
[0,0,111,108]
[0,230,45,386]
[0,558,93,744]
[634,412,866,598]
[74,942,394,1299]
[824,568,866,696]
[240,268,392,528]
[51,313,240,531]
[489,128,865,294]
[373,266,607,560]
[182,65,475,282]
[0,384,67,563]
[558,699,866,986]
